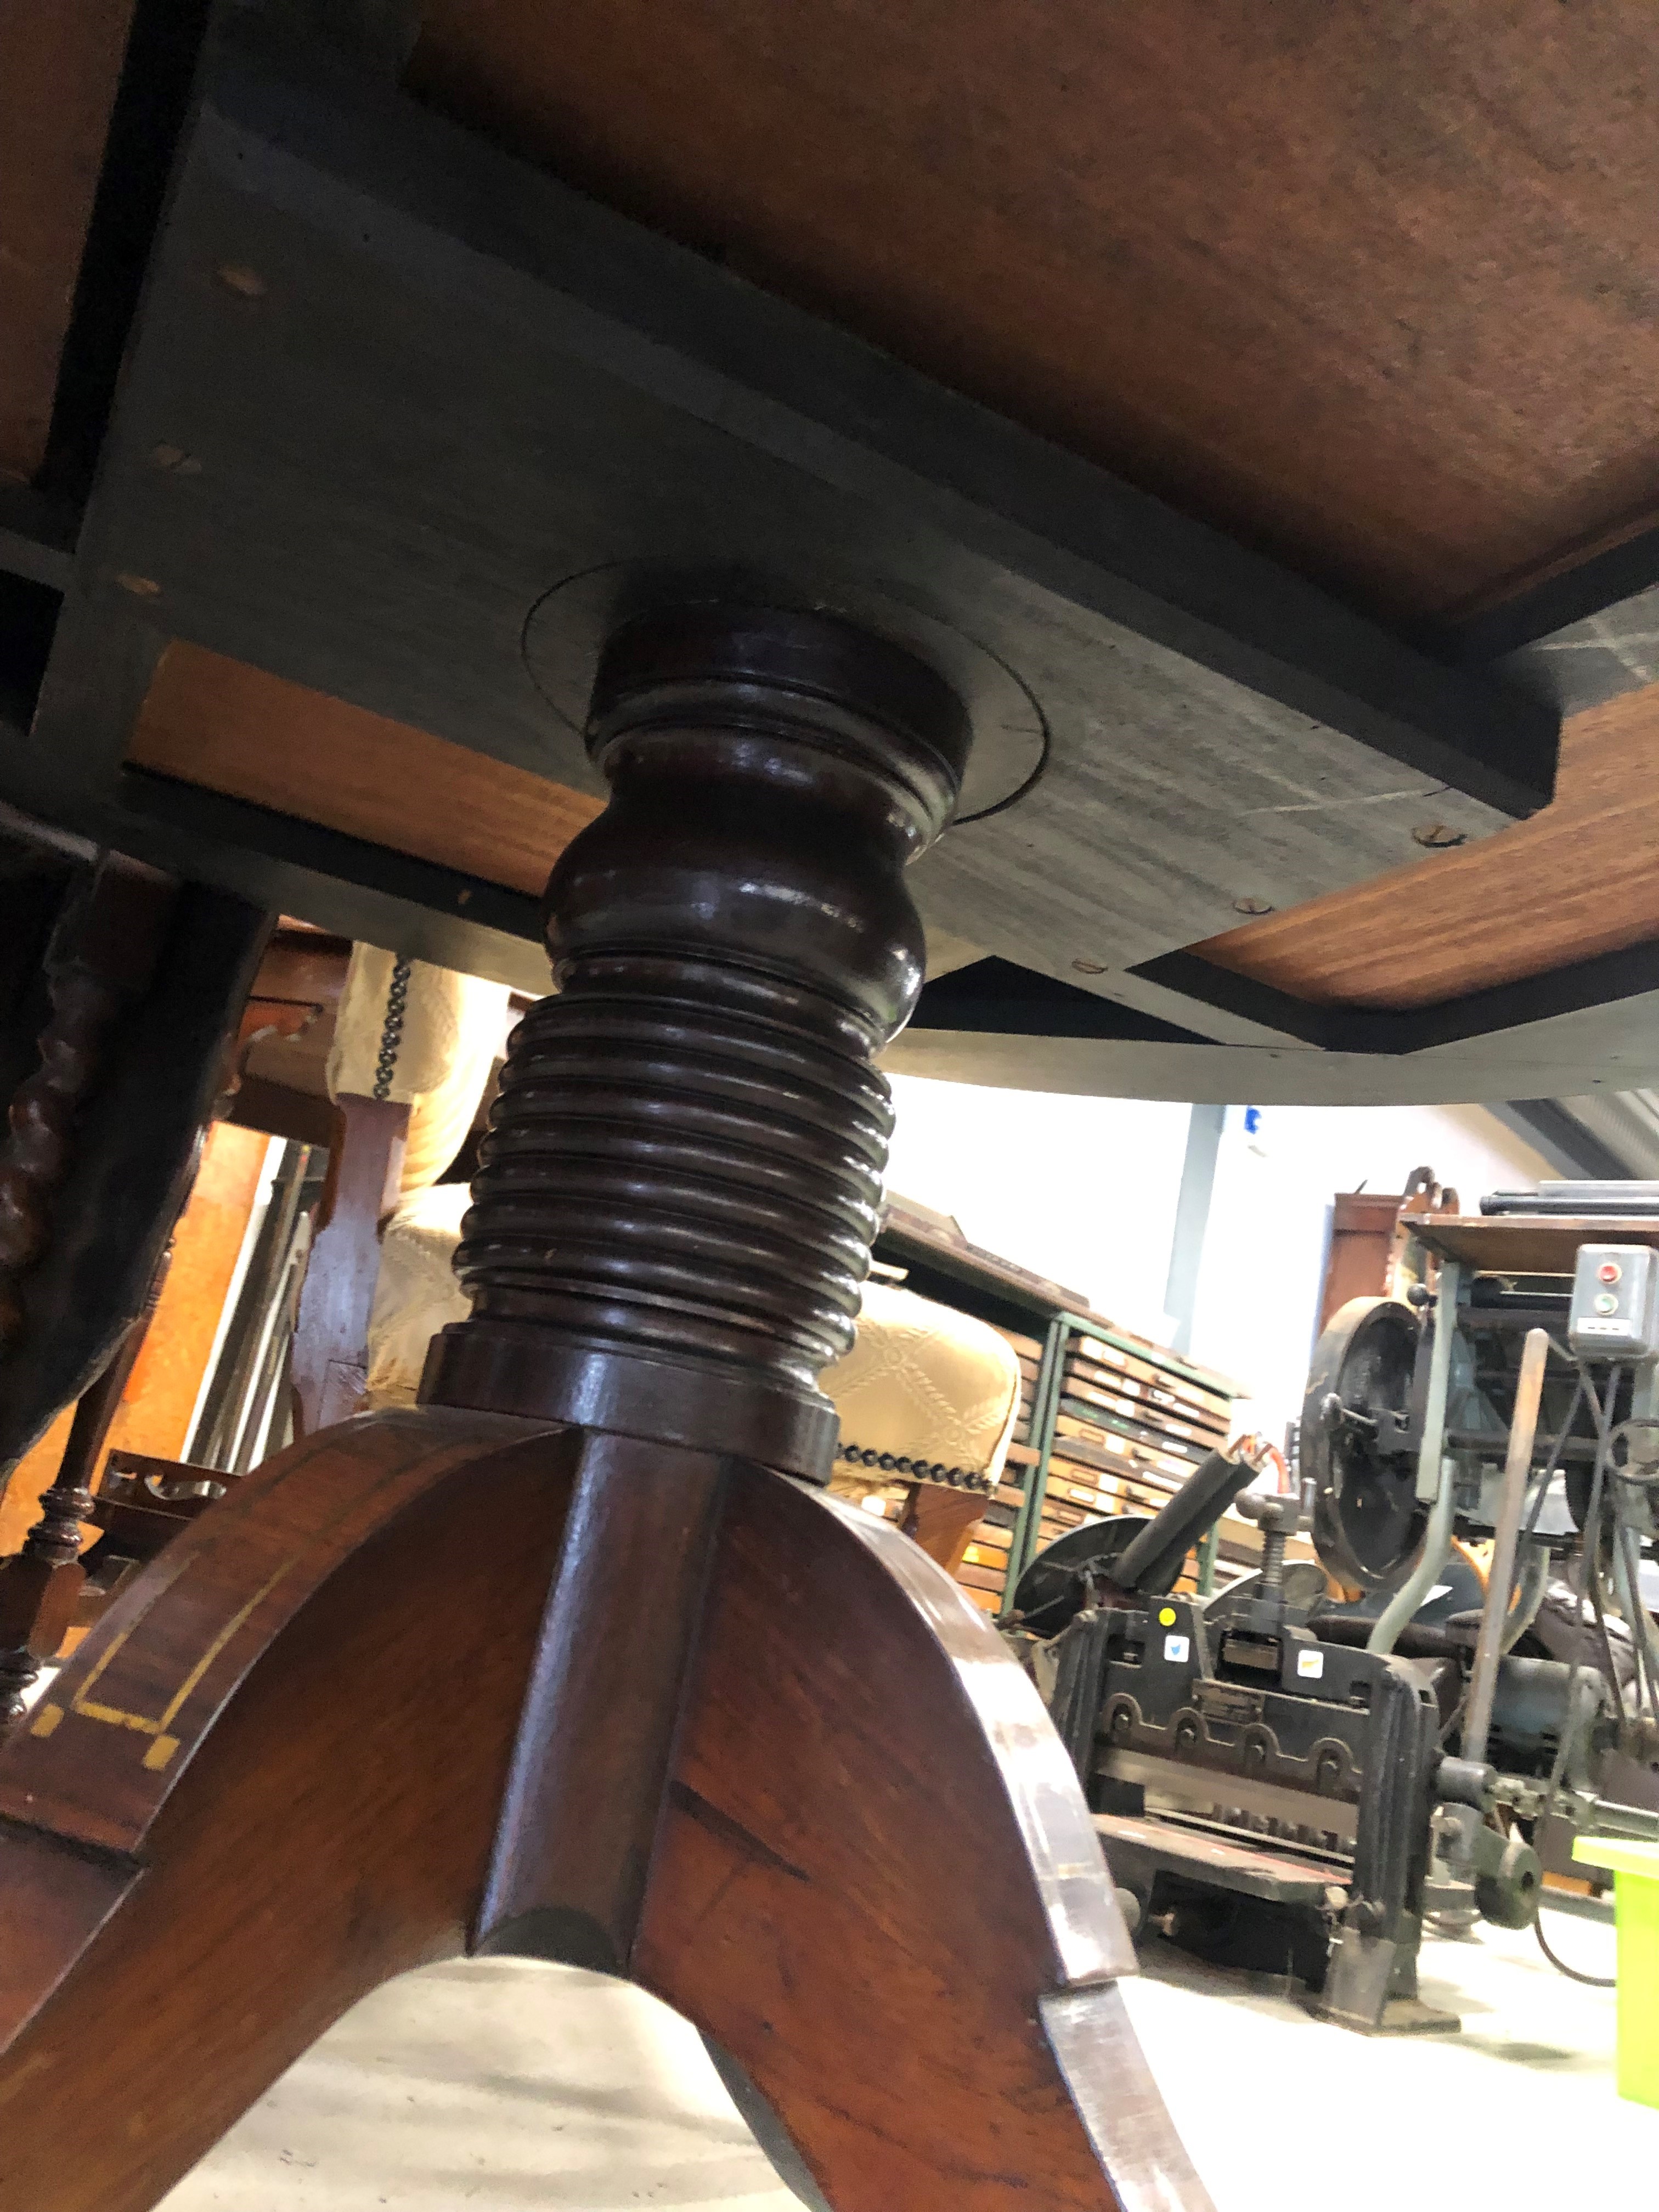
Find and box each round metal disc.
[1302,1296,1425,1590]
[1011,1513,1156,1637]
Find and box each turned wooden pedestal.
[0,607,1209,2212]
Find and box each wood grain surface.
[901,1482,989,1577]
[103,1121,268,1464]
[410,0,1659,620]
[290,1094,408,1434]
[127,643,602,898]
[1194,680,1659,1009]
[0,0,136,482]
[0,1407,576,2212]
[634,1463,1199,2212]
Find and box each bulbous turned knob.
[551,603,970,1044]
[426,603,974,1481]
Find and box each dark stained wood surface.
[409,0,1659,622]
[634,1464,1198,2212]
[80,54,1539,1030]
[1193,680,1659,1010]
[0,0,136,483]
[476,1431,728,1968]
[1318,1193,1403,1337]
[0,1408,575,2212]
[290,1094,409,1434]
[0,1410,1207,2212]
[127,644,602,899]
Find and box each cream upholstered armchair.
[819,1276,1021,1492]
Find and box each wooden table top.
[6,5,1659,1105]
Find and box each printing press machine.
[1014,1183,1659,2033]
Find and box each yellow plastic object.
[1573,1836,1659,2108]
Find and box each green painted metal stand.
[998,1310,1235,1621]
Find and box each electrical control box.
[1567,1244,1659,1361]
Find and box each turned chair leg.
[0,1223,183,1720]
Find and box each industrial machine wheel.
[1302,1296,1425,1591]
[1009,1514,1155,1637]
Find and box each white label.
[1426,1584,1452,1604]
[1296,1649,1325,1680]
[1163,1634,1190,1664]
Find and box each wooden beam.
[0,0,136,483]
[126,642,602,898]
[1192,681,1659,1012]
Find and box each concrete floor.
[154,1914,1652,2212]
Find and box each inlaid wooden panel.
[1193,681,1659,1011]
[410,0,1659,620]
[0,0,136,482]
[127,643,602,896]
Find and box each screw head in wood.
[215,263,267,298]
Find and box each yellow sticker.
[1158,1605,1177,1627]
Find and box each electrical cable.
[1534,1904,1617,1989]
[1584,1372,1630,1716]
[1603,1407,1659,1722]
[1526,1365,1627,1987]
[1616,1514,1659,1724]
[1541,1365,1620,1820]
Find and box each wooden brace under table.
[0,607,1209,2212]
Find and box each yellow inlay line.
[65,1558,298,1751]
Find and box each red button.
[1599,1261,1622,1283]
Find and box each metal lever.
[1111,1442,1269,1594]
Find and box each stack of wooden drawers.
[949,1325,1045,1613]
[1035,1326,1237,1594]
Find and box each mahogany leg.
[901,1476,991,1573]
[0,1407,579,2212]
[480,1457,1207,2212]
[0,1419,1199,2212]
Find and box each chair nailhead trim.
[836,1443,991,1493]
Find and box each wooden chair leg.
[0,1407,578,2212]
[630,1463,1211,2212]
[900,1477,990,1574]
[0,1218,183,1718]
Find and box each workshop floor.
[154,1914,1652,2212]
